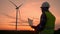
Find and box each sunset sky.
[0,0,60,31]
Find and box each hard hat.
[41,2,50,7]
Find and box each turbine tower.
[9,0,23,31]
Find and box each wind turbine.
[9,0,23,31]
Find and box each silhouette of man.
[28,1,47,32]
[28,2,56,34]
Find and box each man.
[28,2,56,34]
[40,2,56,34]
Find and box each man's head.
[41,2,50,12]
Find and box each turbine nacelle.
[9,0,23,9]
[16,3,23,9]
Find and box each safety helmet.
[41,2,50,7]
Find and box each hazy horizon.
[0,0,60,30]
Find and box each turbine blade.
[18,10,20,19]
[18,3,23,8]
[9,0,17,7]
[18,4,23,20]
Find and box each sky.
[0,0,60,31]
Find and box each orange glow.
[0,0,60,30]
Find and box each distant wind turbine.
[9,0,23,31]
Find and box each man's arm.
[36,13,47,31]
